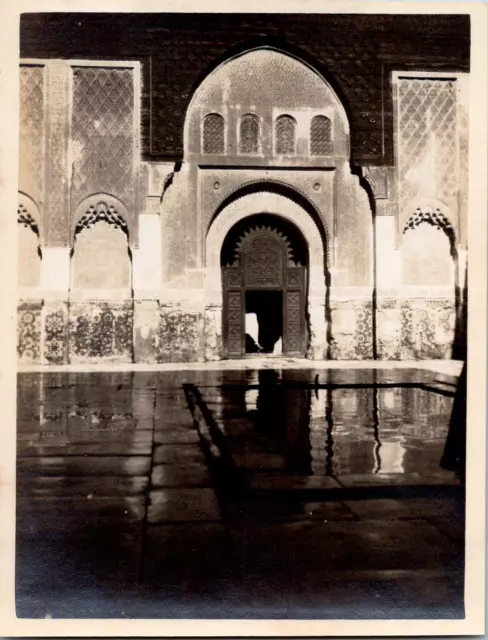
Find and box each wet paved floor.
[17,367,465,619]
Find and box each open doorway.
[221,214,309,358]
[245,290,283,354]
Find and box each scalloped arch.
[71,193,131,242]
[236,225,294,263]
[400,198,456,238]
[18,191,41,237]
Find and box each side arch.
[71,193,131,244]
[18,191,42,242]
[70,193,132,294]
[18,192,42,288]
[398,197,457,247]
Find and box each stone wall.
[17,41,469,365]
[20,13,470,166]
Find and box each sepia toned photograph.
[4,3,485,632]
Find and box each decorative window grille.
[202,113,225,154]
[239,114,260,155]
[275,115,297,155]
[397,78,458,213]
[310,115,332,156]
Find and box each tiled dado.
[18,299,134,365]
[158,306,205,364]
[18,296,458,365]
[328,299,374,361]
[18,300,43,364]
[68,301,133,363]
[377,298,456,360]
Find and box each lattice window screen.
[239,114,260,155]
[19,66,45,204]
[310,115,332,156]
[71,67,135,207]
[202,113,225,154]
[397,78,458,213]
[275,115,297,155]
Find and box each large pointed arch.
[183,45,350,159]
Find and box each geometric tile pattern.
[68,302,133,362]
[71,67,135,209]
[377,298,456,360]
[17,301,42,364]
[202,113,225,154]
[275,115,296,155]
[398,78,458,212]
[43,306,68,364]
[19,65,44,205]
[158,308,203,363]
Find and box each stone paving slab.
[17,455,152,477]
[228,519,461,574]
[20,475,150,498]
[151,463,212,488]
[246,474,343,492]
[230,498,356,522]
[153,443,206,465]
[17,442,154,457]
[344,496,463,520]
[148,488,221,523]
[17,527,144,590]
[17,496,146,530]
[336,472,459,487]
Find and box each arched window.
[239,114,260,155]
[310,115,332,156]
[402,207,456,286]
[275,115,297,155]
[71,201,131,290]
[202,113,225,154]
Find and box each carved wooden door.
[222,267,244,358]
[222,226,307,358]
[283,267,306,356]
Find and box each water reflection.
[221,376,454,477]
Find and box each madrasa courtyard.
[15,12,470,620]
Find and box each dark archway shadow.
[441,360,467,484]
[452,259,468,361]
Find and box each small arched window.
[310,115,332,156]
[202,113,225,154]
[275,115,297,155]
[239,114,260,155]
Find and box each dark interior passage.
[245,290,283,354]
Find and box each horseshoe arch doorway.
[221,214,309,358]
